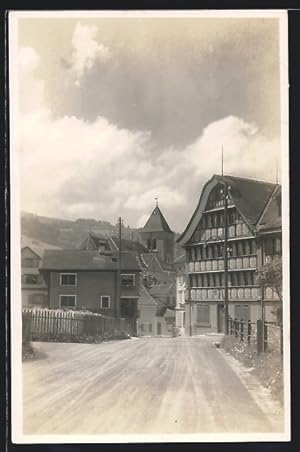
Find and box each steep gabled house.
[177,175,282,335]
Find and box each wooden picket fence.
[22,309,133,342]
[228,317,283,355]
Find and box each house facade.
[137,285,176,337]
[40,249,141,331]
[177,175,282,335]
[21,246,48,307]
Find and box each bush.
[31,330,131,344]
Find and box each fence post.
[240,321,244,342]
[247,320,251,344]
[234,318,238,337]
[264,322,268,352]
[22,311,32,344]
[257,319,263,354]
[229,317,232,335]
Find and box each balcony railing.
[188,255,257,273]
[189,286,259,301]
[191,223,252,243]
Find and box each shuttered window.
[196,304,210,325]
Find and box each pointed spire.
[142,203,172,233]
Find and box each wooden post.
[234,318,238,337]
[264,322,268,352]
[22,311,32,344]
[240,321,244,342]
[257,319,263,354]
[247,320,251,344]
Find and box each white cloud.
[17,46,279,232]
[70,21,111,85]
[18,47,45,113]
[185,116,280,182]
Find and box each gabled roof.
[78,233,111,251]
[40,250,141,271]
[138,285,158,307]
[257,185,282,232]
[142,205,172,233]
[177,174,278,246]
[216,175,276,225]
[173,253,186,265]
[110,236,148,254]
[149,282,175,297]
[156,306,175,317]
[140,253,175,273]
[21,236,61,258]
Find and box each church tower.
[140,202,174,263]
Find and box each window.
[100,295,110,309]
[196,304,210,325]
[121,274,135,287]
[152,238,157,250]
[234,304,249,321]
[250,240,257,254]
[60,273,77,286]
[60,295,76,308]
[149,323,152,333]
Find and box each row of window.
[194,304,250,325]
[59,295,111,309]
[200,208,243,229]
[264,237,281,256]
[188,239,257,261]
[59,273,136,287]
[189,271,256,288]
[191,223,251,243]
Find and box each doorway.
[217,304,225,333]
[157,322,162,335]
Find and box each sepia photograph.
[9,10,290,443]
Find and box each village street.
[23,335,283,435]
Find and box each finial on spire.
[155,197,158,207]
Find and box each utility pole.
[115,217,122,318]
[223,183,229,335]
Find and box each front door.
[120,298,137,335]
[157,322,162,335]
[217,304,225,333]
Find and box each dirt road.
[23,336,283,435]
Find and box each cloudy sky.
[14,13,283,232]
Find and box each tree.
[256,257,282,324]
